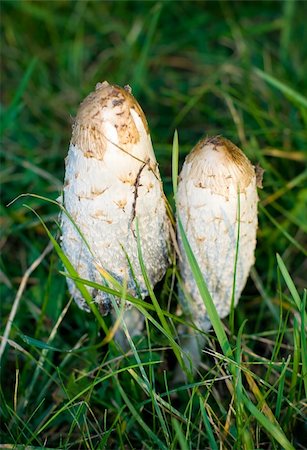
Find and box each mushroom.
[174,136,260,379]
[177,136,259,331]
[61,81,170,337]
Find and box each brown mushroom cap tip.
[71,81,149,160]
[186,135,256,193]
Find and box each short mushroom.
[173,135,261,381]
[177,135,259,331]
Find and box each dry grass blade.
[0,242,53,360]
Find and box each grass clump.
[1,1,306,449]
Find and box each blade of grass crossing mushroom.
[73,275,185,364]
[135,219,185,369]
[121,244,143,298]
[102,311,125,345]
[61,273,151,311]
[61,273,190,331]
[177,216,233,360]
[229,188,241,335]
[24,205,109,335]
[10,193,100,259]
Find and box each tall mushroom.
[61,81,170,337]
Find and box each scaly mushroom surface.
[177,136,259,330]
[61,81,170,315]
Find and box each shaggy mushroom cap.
[185,136,256,195]
[61,81,170,314]
[177,136,259,330]
[71,81,150,161]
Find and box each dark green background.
[1,1,307,448]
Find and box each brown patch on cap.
[71,81,149,160]
[255,163,264,188]
[114,198,127,210]
[186,136,256,196]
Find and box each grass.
[1,1,307,449]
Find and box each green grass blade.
[199,398,218,450]
[177,216,232,359]
[127,368,172,446]
[19,334,69,352]
[242,393,295,450]
[235,320,253,448]
[260,205,307,256]
[255,68,307,109]
[135,220,184,369]
[280,0,296,63]
[1,58,37,134]
[132,3,162,96]
[62,272,190,329]
[300,292,307,397]
[289,316,300,404]
[111,287,170,446]
[34,361,159,438]
[117,380,168,450]
[275,359,286,419]
[97,406,126,449]
[172,130,179,197]
[171,418,189,450]
[23,205,109,335]
[276,253,307,324]
[230,190,241,334]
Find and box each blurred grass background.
[1,1,307,449]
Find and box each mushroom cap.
[71,81,150,161]
[184,136,256,196]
